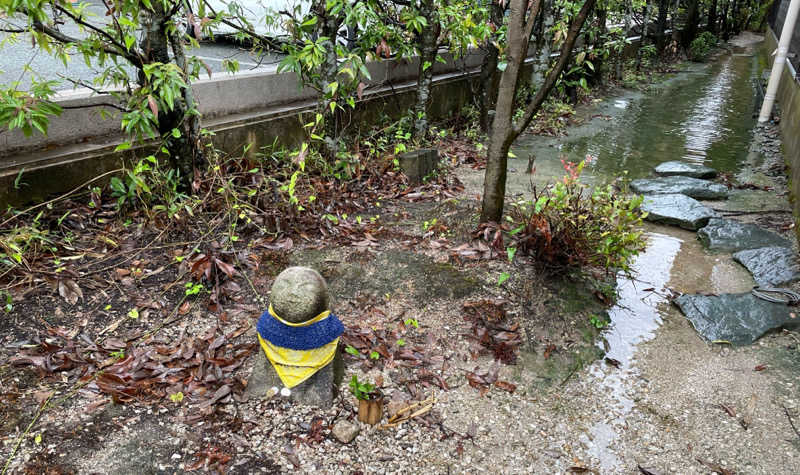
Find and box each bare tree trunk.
[708,0,719,34]
[656,0,669,52]
[619,0,634,78]
[168,18,203,186]
[681,0,701,48]
[670,0,681,45]
[140,3,195,188]
[732,0,742,34]
[481,0,529,224]
[721,0,730,40]
[478,1,505,133]
[413,0,440,137]
[590,6,607,85]
[636,1,654,71]
[311,0,343,159]
[481,0,596,223]
[530,0,555,90]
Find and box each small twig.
[79,225,172,277]
[381,396,437,428]
[381,403,434,429]
[233,250,264,305]
[1,373,96,474]
[711,208,792,216]
[134,293,191,343]
[784,404,800,443]
[559,362,580,387]
[1,394,51,475]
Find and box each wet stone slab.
[630,176,728,199]
[697,218,791,252]
[733,247,800,287]
[674,292,799,345]
[654,161,718,179]
[640,194,718,230]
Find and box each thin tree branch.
[14,5,143,69]
[52,5,143,68]
[164,0,184,23]
[61,102,129,112]
[783,405,800,442]
[201,0,286,50]
[523,0,544,38]
[511,0,597,138]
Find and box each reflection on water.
[681,59,736,163]
[526,50,761,470]
[604,233,682,367]
[513,52,758,188]
[583,232,682,472]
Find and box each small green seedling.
[497,272,510,286]
[589,314,609,329]
[185,282,204,296]
[349,375,375,401]
[369,351,380,360]
[422,218,438,232]
[506,247,517,263]
[110,349,125,359]
[2,291,12,313]
[403,318,419,329]
[345,345,360,356]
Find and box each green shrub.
[689,32,718,62]
[506,158,647,274]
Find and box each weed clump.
[689,32,718,62]
[506,157,647,275]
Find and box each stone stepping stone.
[697,218,791,252]
[640,194,718,230]
[654,161,717,179]
[631,176,728,199]
[674,292,798,345]
[733,246,800,286]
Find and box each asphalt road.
[0,1,283,91]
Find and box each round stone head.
[269,267,330,324]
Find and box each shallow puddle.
[507,43,764,470]
[583,224,755,471]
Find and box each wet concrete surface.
[457,32,800,473]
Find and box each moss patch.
[290,248,482,302]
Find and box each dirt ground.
[0,183,613,474]
[2,36,800,475]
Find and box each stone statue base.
[244,350,344,408]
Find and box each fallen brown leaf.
[58,279,83,305]
[719,403,736,418]
[494,380,516,393]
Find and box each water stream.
[512,45,763,470]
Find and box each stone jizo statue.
[245,267,344,407]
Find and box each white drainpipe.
[759,0,800,122]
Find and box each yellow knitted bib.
[258,306,339,388]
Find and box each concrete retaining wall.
[764,28,800,243]
[0,50,483,159]
[0,35,647,206]
[0,50,484,205]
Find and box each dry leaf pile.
[11,324,255,412]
